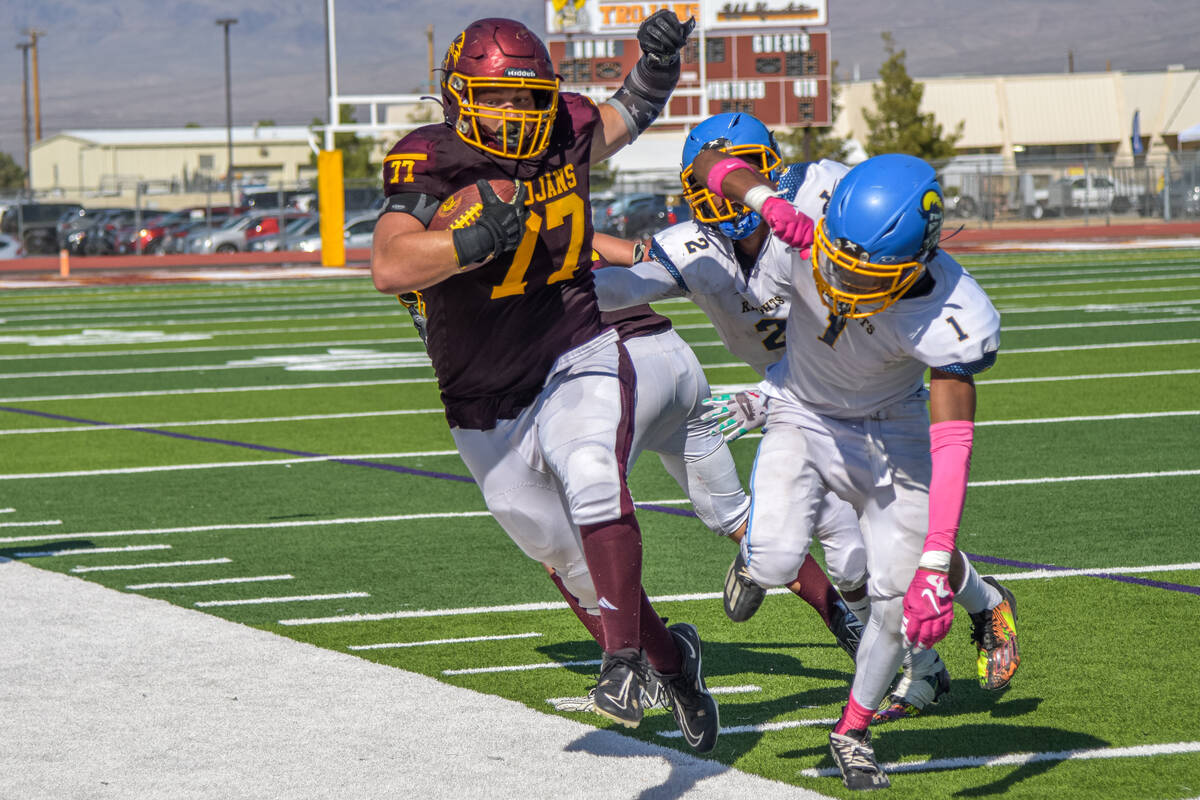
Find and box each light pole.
[17,40,31,191]
[216,17,237,210]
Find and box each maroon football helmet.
[441,18,560,159]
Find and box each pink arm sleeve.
[925,419,975,555]
[705,158,756,197]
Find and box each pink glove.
[760,196,814,248]
[902,567,954,650]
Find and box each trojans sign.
[546,0,828,34]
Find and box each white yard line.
[349,632,544,650]
[0,377,432,403]
[278,560,1200,627]
[444,659,602,676]
[546,685,762,707]
[70,557,232,573]
[4,407,1195,438]
[13,544,172,558]
[127,574,294,590]
[0,356,432,380]
[994,562,1200,580]
[2,364,1195,405]
[4,465,1197,546]
[661,718,840,738]
[194,592,368,608]
[0,337,418,361]
[0,519,61,527]
[0,409,446,435]
[0,451,463,481]
[800,741,1200,778]
[0,512,492,544]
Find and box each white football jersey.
[594,159,850,376]
[763,250,1001,418]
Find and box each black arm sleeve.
[604,55,681,142]
[380,192,441,228]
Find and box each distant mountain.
[4,0,1197,168]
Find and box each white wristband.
[918,550,953,573]
[742,184,780,214]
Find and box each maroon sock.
[547,569,606,645]
[579,512,644,654]
[638,591,682,675]
[789,553,841,630]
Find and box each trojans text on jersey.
[522,164,577,204]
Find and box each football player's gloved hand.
[761,196,814,249]
[636,9,696,66]
[701,390,767,442]
[398,291,429,348]
[901,565,955,651]
[452,179,529,267]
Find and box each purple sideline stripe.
[0,405,472,483]
[6,405,1197,596]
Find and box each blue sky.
[4,0,1197,167]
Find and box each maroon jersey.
[383,93,606,429]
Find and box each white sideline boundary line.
[194,591,368,608]
[349,632,543,650]
[800,740,1200,778]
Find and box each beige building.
[30,125,321,205]
[834,66,1200,166]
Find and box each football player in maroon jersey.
[371,15,719,752]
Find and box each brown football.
[427,179,521,230]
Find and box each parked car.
[113,210,194,254]
[247,216,321,252]
[1035,174,1142,217]
[596,193,689,239]
[294,213,379,252]
[187,210,308,254]
[61,208,143,255]
[0,202,82,254]
[0,232,24,259]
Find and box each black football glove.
[451,179,529,267]
[636,9,695,67]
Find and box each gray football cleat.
[828,728,890,790]
[723,550,766,622]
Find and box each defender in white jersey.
[691,149,1020,790]
[594,114,870,665]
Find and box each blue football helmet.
[680,113,782,240]
[811,153,944,317]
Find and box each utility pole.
[427,25,435,94]
[17,41,31,189]
[25,29,45,140]
[216,18,238,210]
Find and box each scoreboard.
[547,29,832,128]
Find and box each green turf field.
[2,247,1199,799]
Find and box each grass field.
[2,247,1199,799]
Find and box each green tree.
[309,107,378,180]
[862,33,962,160]
[774,59,851,163]
[0,151,25,190]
